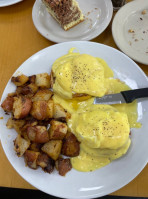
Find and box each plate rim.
[112,0,148,65]
[0,0,22,7]
[32,0,113,43]
[0,41,148,198]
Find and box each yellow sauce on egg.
[71,139,131,172]
[52,50,114,99]
[68,104,130,149]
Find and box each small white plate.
[0,41,148,199]
[0,0,22,7]
[32,0,113,43]
[112,0,148,65]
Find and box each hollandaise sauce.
[71,139,131,172]
[52,49,141,172]
[52,49,114,99]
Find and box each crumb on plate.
[129,41,132,46]
[142,10,147,15]
[128,29,135,33]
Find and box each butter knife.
[93,88,148,105]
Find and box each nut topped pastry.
[42,0,84,30]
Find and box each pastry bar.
[42,0,84,30]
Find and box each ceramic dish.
[0,41,148,199]
[112,0,148,65]
[32,0,113,43]
[0,0,22,7]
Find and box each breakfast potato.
[37,153,55,173]
[35,73,51,88]
[24,150,40,169]
[29,75,36,84]
[1,96,14,112]
[46,99,54,118]
[41,140,62,160]
[21,127,32,142]
[8,92,17,97]
[53,103,70,120]
[30,100,47,120]
[6,118,15,129]
[6,117,25,134]
[16,83,38,96]
[49,120,67,140]
[61,132,80,157]
[27,126,49,143]
[56,158,72,176]
[32,89,53,102]
[23,117,38,127]
[30,100,53,120]
[11,74,29,86]
[14,134,30,157]
[13,96,32,119]
[21,119,38,139]
[29,143,42,152]
[21,131,30,141]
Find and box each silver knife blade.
[93,93,126,105]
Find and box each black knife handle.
[121,88,148,103]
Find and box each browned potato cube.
[61,132,80,157]
[28,83,38,93]
[53,103,66,119]
[29,143,42,152]
[35,73,50,88]
[29,75,36,84]
[14,134,30,157]
[27,126,49,143]
[1,96,14,112]
[30,100,53,120]
[24,150,40,169]
[56,158,72,176]
[30,100,47,120]
[49,120,67,140]
[22,118,38,127]
[46,100,54,118]
[6,118,25,134]
[13,96,32,119]
[37,153,55,173]
[8,92,17,97]
[20,119,38,140]
[17,83,38,96]
[11,74,29,86]
[41,140,62,160]
[6,118,15,129]
[53,103,68,119]
[32,89,53,102]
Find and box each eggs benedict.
[68,104,130,149]
[51,49,114,99]
[51,49,140,172]
[68,104,131,172]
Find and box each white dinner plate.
[32,0,113,43]
[0,0,22,7]
[0,41,148,199]
[112,0,148,65]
